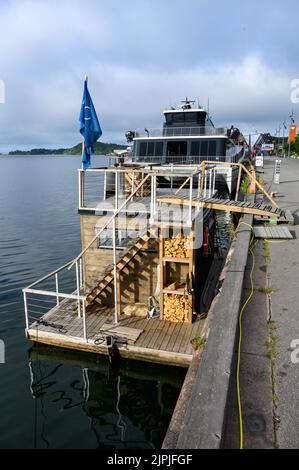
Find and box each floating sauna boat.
[23,158,222,367]
[23,100,281,367]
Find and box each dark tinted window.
[208,140,216,156]
[148,142,155,156]
[201,141,208,156]
[165,114,173,125]
[155,142,163,156]
[191,141,200,156]
[185,113,197,123]
[172,113,184,123]
[140,142,147,156]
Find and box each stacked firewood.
[125,173,151,196]
[164,235,192,259]
[163,294,190,323]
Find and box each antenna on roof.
[180,97,196,110]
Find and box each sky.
[0,0,299,152]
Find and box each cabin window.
[172,113,185,124]
[167,141,187,157]
[185,113,197,123]
[191,141,200,156]
[165,114,173,125]
[201,141,208,156]
[137,141,163,158]
[208,140,216,156]
[155,142,163,156]
[140,142,147,157]
[148,142,155,156]
[98,228,139,250]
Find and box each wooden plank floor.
[253,225,293,240]
[27,299,203,367]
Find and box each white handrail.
[69,173,151,269]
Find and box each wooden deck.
[27,299,203,367]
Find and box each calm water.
[0,155,185,449]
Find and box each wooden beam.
[235,166,242,202]
[27,329,192,367]
[116,272,122,316]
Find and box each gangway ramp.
[157,196,284,219]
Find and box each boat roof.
[163,108,206,114]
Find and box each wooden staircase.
[85,229,154,307]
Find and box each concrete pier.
[164,156,299,449]
[262,157,299,449]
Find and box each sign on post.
[274,160,282,185]
[261,144,274,152]
[255,155,264,169]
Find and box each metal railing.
[132,154,239,165]
[23,258,88,340]
[23,165,218,340]
[134,127,227,138]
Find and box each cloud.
[0,0,298,151]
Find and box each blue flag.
[79,80,102,169]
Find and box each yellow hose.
[235,228,289,449]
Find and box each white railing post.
[150,174,155,224]
[204,169,207,198]
[213,167,216,195]
[188,176,193,227]
[76,261,81,318]
[55,273,59,306]
[112,217,119,325]
[82,300,87,342]
[115,171,119,211]
[78,170,84,209]
[103,171,107,201]
[171,165,174,191]
[23,291,29,331]
[79,259,83,289]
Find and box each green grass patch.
[191,335,207,352]
[241,176,251,194]
[263,240,271,265]
[258,287,274,295]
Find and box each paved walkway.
[263,157,299,449]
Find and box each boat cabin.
[129,99,241,164]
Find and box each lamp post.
[288,111,295,159]
[282,120,287,158]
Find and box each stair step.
[85,231,152,306]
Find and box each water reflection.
[28,347,185,449]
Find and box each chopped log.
[163,294,190,323]
[164,235,193,259]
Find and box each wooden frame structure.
[159,227,195,324]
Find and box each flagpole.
[81,74,88,170]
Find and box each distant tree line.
[8,142,126,156]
